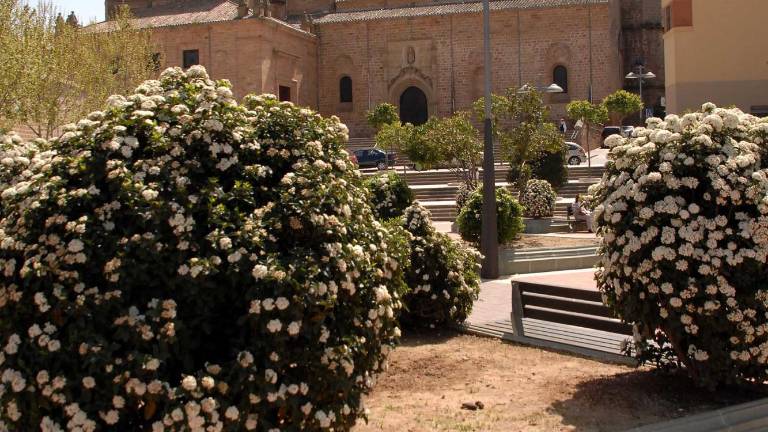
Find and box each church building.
[95,0,664,137]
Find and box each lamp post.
[625,64,655,119]
[480,0,498,279]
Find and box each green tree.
[366,102,399,130]
[375,120,414,172]
[602,89,643,125]
[474,86,564,190]
[0,1,156,138]
[567,99,608,167]
[424,112,482,185]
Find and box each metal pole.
[480,0,499,278]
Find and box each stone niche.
[386,39,435,91]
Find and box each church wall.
[317,3,623,137]
[149,18,318,107]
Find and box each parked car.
[565,142,587,165]
[352,148,397,169]
[600,126,634,148]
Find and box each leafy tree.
[530,146,567,190]
[0,1,156,138]
[567,99,608,167]
[425,112,481,185]
[366,102,399,130]
[473,86,564,190]
[456,186,525,245]
[400,118,441,170]
[602,89,643,125]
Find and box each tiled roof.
[314,0,608,24]
[88,0,253,31]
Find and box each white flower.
[225,406,239,421]
[287,321,301,336]
[67,239,85,253]
[252,265,268,280]
[82,376,96,389]
[267,319,282,333]
[181,375,197,391]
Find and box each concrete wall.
[662,0,768,115]
[316,3,623,137]
[149,18,318,107]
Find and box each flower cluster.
[398,204,481,327]
[0,66,409,430]
[593,102,768,386]
[456,186,525,244]
[519,179,556,218]
[364,171,414,220]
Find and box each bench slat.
[518,282,602,302]
[522,291,614,317]
[522,329,625,354]
[524,305,632,335]
[522,318,630,346]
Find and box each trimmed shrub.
[520,179,556,218]
[456,187,524,245]
[364,171,414,219]
[399,203,481,327]
[0,67,410,431]
[531,148,568,190]
[594,103,768,387]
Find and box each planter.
[523,217,569,234]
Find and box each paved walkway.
[466,269,598,327]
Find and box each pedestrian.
[559,118,567,134]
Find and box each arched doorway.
[399,86,428,125]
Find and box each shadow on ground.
[549,368,767,431]
[398,328,462,348]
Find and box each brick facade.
[100,0,662,137]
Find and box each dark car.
[352,148,397,169]
[600,126,634,147]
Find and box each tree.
[567,99,608,167]
[474,87,564,190]
[0,1,156,138]
[602,89,643,125]
[423,112,481,186]
[366,102,399,130]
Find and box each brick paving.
[466,269,597,326]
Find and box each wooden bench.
[566,203,588,232]
[510,280,636,364]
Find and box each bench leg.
[511,281,525,337]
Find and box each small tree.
[0,2,156,138]
[366,102,399,130]
[530,147,567,190]
[424,112,482,186]
[401,118,441,170]
[602,89,643,125]
[375,121,414,174]
[567,100,608,167]
[474,87,564,190]
[456,186,525,245]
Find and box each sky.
[50,0,105,24]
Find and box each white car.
[566,142,587,165]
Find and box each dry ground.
[355,331,765,432]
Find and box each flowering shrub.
[0,66,410,431]
[456,187,524,244]
[519,179,556,218]
[594,103,768,387]
[398,204,481,327]
[455,181,475,213]
[364,171,414,219]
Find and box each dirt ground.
[509,235,599,250]
[355,331,765,432]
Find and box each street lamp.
[517,83,564,94]
[625,65,655,118]
[480,0,498,278]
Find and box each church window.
[339,76,353,103]
[279,85,292,102]
[183,50,199,69]
[553,65,568,94]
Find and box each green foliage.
[602,90,643,124]
[475,87,564,190]
[455,181,474,212]
[374,120,413,155]
[456,187,525,245]
[399,203,481,327]
[364,171,414,219]
[430,112,482,185]
[366,102,399,130]
[0,67,411,430]
[530,147,568,190]
[401,118,443,169]
[566,99,609,126]
[519,179,556,218]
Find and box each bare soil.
[355,331,765,432]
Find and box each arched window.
[339,76,353,103]
[553,65,568,93]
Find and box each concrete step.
[499,246,599,275]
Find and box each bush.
[520,179,556,218]
[0,67,410,430]
[398,203,481,327]
[456,187,524,245]
[364,171,414,219]
[530,148,568,190]
[594,103,768,387]
[366,103,399,130]
[506,163,532,191]
[455,181,475,213]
